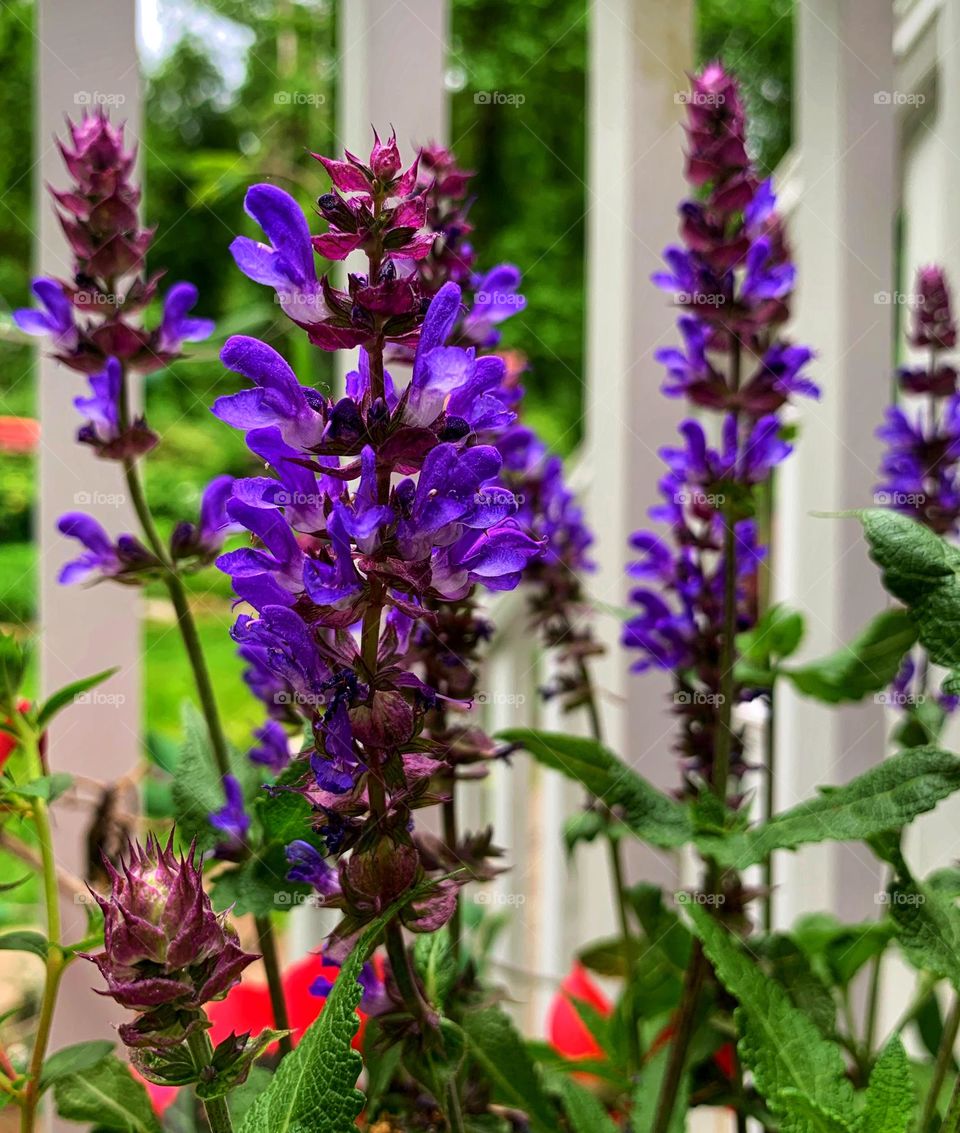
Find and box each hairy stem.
[20,727,67,1133]
[762,687,776,932]
[943,1066,960,1133]
[255,915,293,1057]
[922,996,960,1130]
[187,1030,235,1133]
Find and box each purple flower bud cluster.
[15,112,230,583]
[625,64,817,789]
[876,266,960,536]
[85,836,258,1050]
[216,133,543,945]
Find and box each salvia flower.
[215,134,543,961]
[85,835,258,1049]
[626,64,813,790]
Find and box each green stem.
[762,687,776,932]
[921,996,960,1130]
[186,1030,235,1133]
[445,1079,467,1133]
[255,915,292,1057]
[576,656,640,1077]
[20,728,67,1133]
[442,794,462,961]
[942,1067,960,1133]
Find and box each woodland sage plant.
[8,67,960,1133]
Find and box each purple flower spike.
[249,719,291,770]
[285,840,341,896]
[169,474,240,563]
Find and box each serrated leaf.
[860,1038,914,1133]
[683,898,856,1130]
[777,1090,855,1132]
[53,1054,161,1132]
[0,930,47,957]
[37,667,119,728]
[413,928,457,1009]
[172,702,256,847]
[886,868,960,987]
[556,1076,618,1133]
[760,935,836,1036]
[460,1007,558,1132]
[781,609,916,704]
[500,730,693,849]
[859,509,960,682]
[705,746,960,869]
[237,898,414,1133]
[40,1040,115,1090]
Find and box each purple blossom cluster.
[624,64,818,788]
[14,113,231,578]
[215,133,542,949]
[876,266,960,535]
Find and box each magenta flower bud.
[910,265,957,351]
[369,129,403,180]
[85,835,258,1047]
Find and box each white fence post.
[583,0,694,918]
[776,0,896,926]
[34,0,142,1114]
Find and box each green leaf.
[7,773,74,802]
[859,509,960,682]
[736,602,805,666]
[40,1040,115,1091]
[413,928,457,1010]
[53,1054,161,1133]
[630,1043,688,1133]
[0,930,47,958]
[37,667,119,728]
[860,1038,914,1133]
[759,935,836,1036]
[172,702,255,847]
[238,898,414,1133]
[556,1076,618,1133]
[683,897,856,1130]
[780,610,916,704]
[460,1006,558,1133]
[500,730,694,849]
[886,867,960,987]
[706,746,960,869]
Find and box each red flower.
[547,963,612,1060]
[0,417,39,454]
[0,700,32,771]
